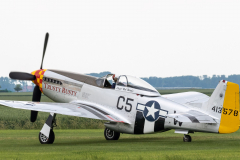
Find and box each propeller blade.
[30,85,42,122]
[9,72,36,80]
[40,32,49,69]
[30,111,38,123]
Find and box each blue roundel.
[143,101,161,122]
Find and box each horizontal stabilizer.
[168,110,218,123]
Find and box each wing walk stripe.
[183,114,200,123]
[76,103,109,115]
[80,105,109,120]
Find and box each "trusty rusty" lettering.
[44,83,77,96]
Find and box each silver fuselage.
[41,70,219,134]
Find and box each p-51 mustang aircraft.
[0,33,239,144]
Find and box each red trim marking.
[106,115,124,123]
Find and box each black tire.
[183,135,192,142]
[48,130,55,144]
[39,130,55,144]
[104,128,120,140]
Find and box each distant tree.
[0,85,1,89]
[203,75,208,79]
[14,84,22,92]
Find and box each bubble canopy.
[117,75,159,94]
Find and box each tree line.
[141,74,240,88]
[88,72,240,89]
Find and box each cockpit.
[96,74,160,96]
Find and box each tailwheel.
[39,129,55,144]
[183,135,192,142]
[104,128,120,140]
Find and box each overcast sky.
[0,0,239,78]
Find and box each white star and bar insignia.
[136,101,168,122]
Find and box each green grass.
[0,129,240,159]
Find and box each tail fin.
[207,80,239,133]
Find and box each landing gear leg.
[183,134,192,142]
[39,113,56,144]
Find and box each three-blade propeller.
[9,33,49,122]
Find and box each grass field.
[0,90,240,159]
[0,129,240,160]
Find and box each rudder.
[218,81,239,133]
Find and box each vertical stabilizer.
[206,80,239,133]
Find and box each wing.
[0,100,131,124]
[167,110,218,123]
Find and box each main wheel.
[183,135,192,142]
[39,130,55,144]
[104,128,120,140]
